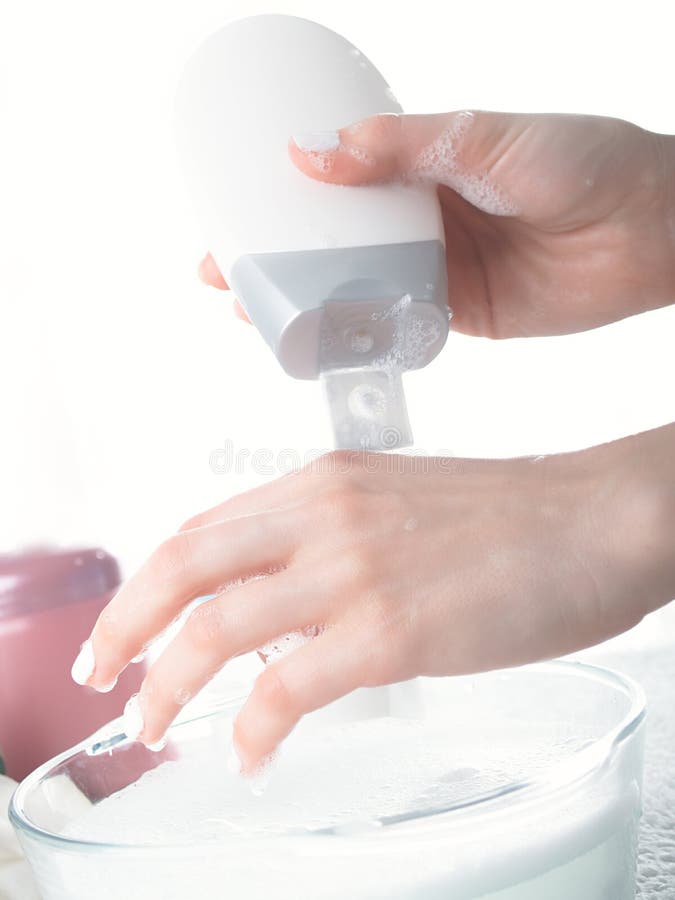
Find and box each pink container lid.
[0,547,121,621]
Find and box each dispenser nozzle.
[321,367,412,451]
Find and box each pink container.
[0,547,144,781]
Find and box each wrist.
[586,425,675,622]
[654,132,675,263]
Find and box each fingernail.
[96,677,118,694]
[292,131,340,152]
[146,736,166,753]
[71,639,95,686]
[123,694,144,741]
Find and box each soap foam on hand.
[410,112,520,217]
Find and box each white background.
[1,0,674,574]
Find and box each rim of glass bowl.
[9,660,646,852]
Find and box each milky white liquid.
[22,712,640,900]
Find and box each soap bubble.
[410,115,519,216]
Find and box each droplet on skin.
[344,143,375,166]
[304,151,335,173]
[100,608,117,632]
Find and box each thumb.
[289,110,533,215]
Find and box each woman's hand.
[201,111,675,338]
[71,425,675,773]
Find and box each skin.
[76,110,675,774]
[203,110,675,336]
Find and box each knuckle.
[303,450,363,479]
[184,600,225,648]
[342,540,380,591]
[302,482,367,532]
[178,514,202,532]
[331,485,367,527]
[254,664,296,719]
[153,532,193,581]
[365,112,400,144]
[323,449,358,471]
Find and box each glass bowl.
[10,660,645,900]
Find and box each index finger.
[71,508,298,692]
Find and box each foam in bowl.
[15,667,645,900]
[62,714,598,845]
